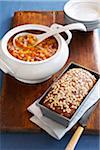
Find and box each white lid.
[64,1,100,22]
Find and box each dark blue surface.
[0,1,99,150]
[0,132,99,150]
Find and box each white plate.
[64,14,100,31]
[64,2,100,22]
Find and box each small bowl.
[64,1,100,31]
[0,24,71,84]
[64,1,100,22]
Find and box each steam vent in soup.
[7,31,58,62]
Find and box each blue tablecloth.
[0,0,99,150]
[0,132,99,150]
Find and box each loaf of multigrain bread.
[43,68,96,118]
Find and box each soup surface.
[7,31,58,62]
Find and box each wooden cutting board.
[0,11,100,133]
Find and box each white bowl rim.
[1,24,64,65]
[64,1,100,23]
[64,11,100,25]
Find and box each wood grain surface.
[0,11,100,133]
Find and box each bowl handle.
[50,23,72,45]
[65,30,72,45]
[0,58,12,74]
[0,40,14,74]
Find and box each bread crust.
[43,68,96,118]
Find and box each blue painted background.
[0,0,67,38]
[0,0,99,150]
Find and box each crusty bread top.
[43,68,96,118]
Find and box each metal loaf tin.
[37,62,100,127]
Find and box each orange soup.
[7,31,58,62]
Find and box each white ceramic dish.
[0,24,72,84]
[64,14,100,31]
[64,1,100,31]
[64,2,100,22]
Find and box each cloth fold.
[27,79,100,140]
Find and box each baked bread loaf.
[43,68,96,118]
